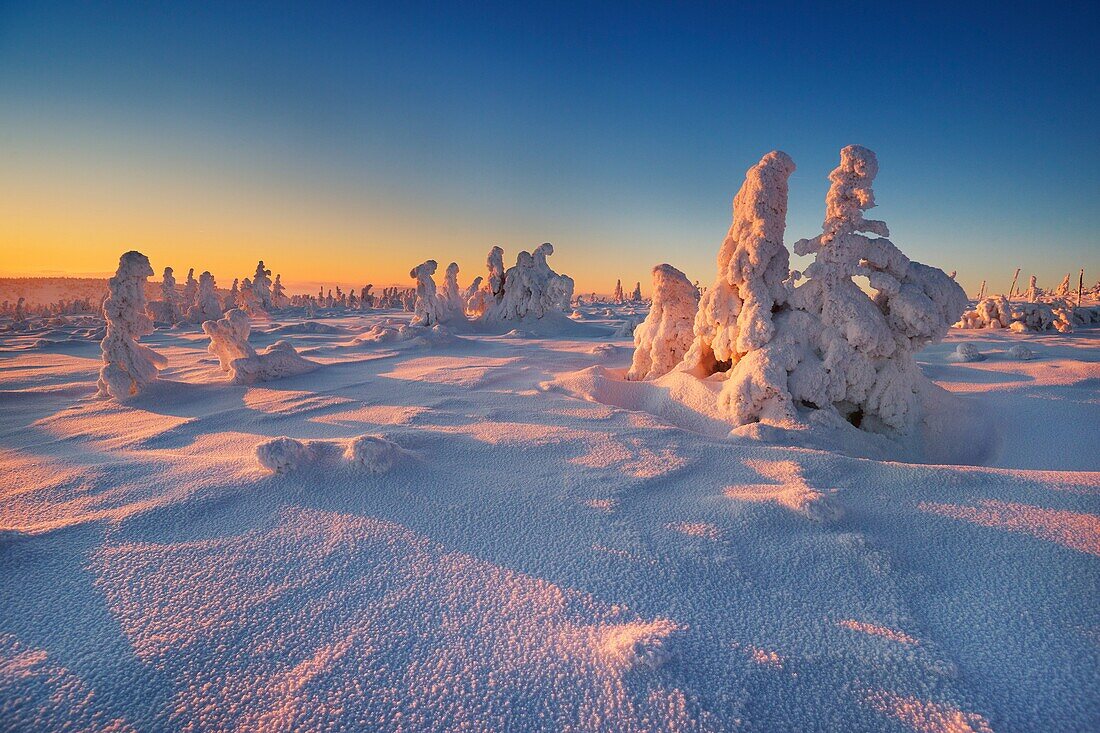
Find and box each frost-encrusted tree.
[181,268,198,311]
[146,266,181,324]
[272,274,288,308]
[786,145,967,431]
[225,278,240,312]
[681,150,796,382]
[409,260,445,326]
[631,282,642,301]
[627,264,699,381]
[439,262,466,319]
[1024,275,1039,303]
[491,243,574,321]
[613,279,624,303]
[203,309,317,384]
[252,261,273,311]
[1055,273,1071,298]
[97,251,167,400]
[487,246,506,300]
[187,271,224,324]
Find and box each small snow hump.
[256,434,408,475]
[949,342,985,363]
[598,618,682,672]
[1008,343,1034,361]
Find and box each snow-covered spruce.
[631,282,642,302]
[255,434,407,474]
[186,271,223,324]
[202,308,317,385]
[785,145,967,431]
[677,146,965,433]
[272,273,288,308]
[485,243,574,322]
[97,251,168,401]
[681,150,796,383]
[181,268,198,312]
[252,261,273,311]
[627,264,699,380]
[146,266,181,324]
[439,262,467,320]
[409,260,446,326]
[957,297,1074,332]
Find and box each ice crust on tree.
[627,264,699,381]
[252,261,273,311]
[146,266,181,324]
[439,262,466,320]
[202,309,317,385]
[666,146,965,434]
[97,251,168,400]
[487,243,575,322]
[682,150,796,379]
[409,260,445,326]
[186,271,223,324]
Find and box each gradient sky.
[1,1,1097,295]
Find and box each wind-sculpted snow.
[97,251,167,401]
[1,298,1098,731]
[203,309,317,385]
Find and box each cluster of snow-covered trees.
[407,243,575,327]
[626,146,968,435]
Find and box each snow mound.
[256,434,408,474]
[1008,343,1034,361]
[949,342,985,362]
[598,619,681,672]
[203,309,318,385]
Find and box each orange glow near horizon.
[0,129,657,297]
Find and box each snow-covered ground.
[1,304,1097,732]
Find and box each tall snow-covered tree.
[97,251,167,400]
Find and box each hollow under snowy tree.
[202,308,317,385]
[627,264,699,381]
[97,251,168,401]
[409,260,445,326]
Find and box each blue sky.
[1,1,1097,293]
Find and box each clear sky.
[1,1,1097,295]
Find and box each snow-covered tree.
[203,308,317,384]
[181,268,198,311]
[1024,275,1039,302]
[252,261,273,310]
[146,266,181,324]
[225,278,240,312]
[272,274,288,308]
[186,271,223,324]
[614,279,624,303]
[631,282,642,301]
[1055,273,1072,298]
[676,146,964,434]
[440,262,466,319]
[487,246,506,300]
[97,251,167,400]
[627,264,699,380]
[409,260,445,326]
[785,145,966,431]
[682,150,796,381]
[492,244,574,321]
